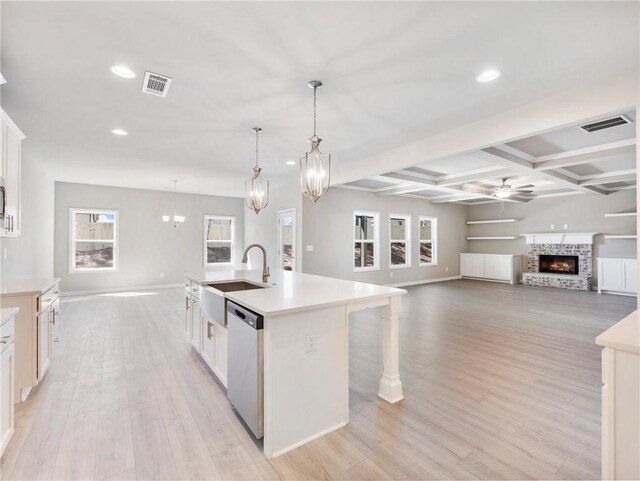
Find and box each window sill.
[353,266,380,273]
[390,264,411,270]
[70,268,118,274]
[420,263,439,268]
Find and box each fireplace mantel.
[521,233,598,245]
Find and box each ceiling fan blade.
[515,189,534,194]
[515,184,535,189]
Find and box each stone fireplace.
[521,233,596,291]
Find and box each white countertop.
[0,278,60,297]
[596,310,640,354]
[185,269,405,316]
[0,307,19,325]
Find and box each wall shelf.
[466,236,519,240]
[466,219,517,225]
[603,235,637,239]
[604,212,637,218]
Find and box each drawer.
[0,315,15,351]
[38,284,60,314]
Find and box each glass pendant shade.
[245,168,269,214]
[300,80,331,203]
[300,137,330,203]
[245,127,269,214]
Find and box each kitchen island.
[184,269,405,459]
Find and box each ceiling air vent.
[142,71,172,97]
[580,115,632,133]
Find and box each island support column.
[378,294,403,403]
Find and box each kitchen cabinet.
[0,308,18,458]
[200,314,228,387]
[596,312,640,480]
[0,279,61,401]
[597,258,637,295]
[185,280,202,352]
[1,109,25,237]
[460,253,522,284]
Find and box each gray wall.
[54,182,245,292]
[301,187,468,285]
[243,179,303,272]
[467,190,637,285]
[0,152,55,282]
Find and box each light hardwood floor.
[0,280,635,480]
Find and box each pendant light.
[162,179,186,227]
[245,127,269,214]
[300,80,331,203]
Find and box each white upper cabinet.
[1,109,25,237]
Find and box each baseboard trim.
[61,283,183,297]
[386,275,461,288]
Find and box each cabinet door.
[201,315,215,369]
[0,343,15,457]
[484,255,501,280]
[461,254,485,278]
[190,299,201,352]
[37,309,51,380]
[3,125,21,236]
[623,260,638,293]
[498,256,513,282]
[213,323,228,387]
[600,260,624,292]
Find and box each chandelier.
[300,80,331,203]
[245,127,269,214]
[162,179,185,227]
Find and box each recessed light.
[110,65,136,79]
[476,69,501,83]
[286,160,296,166]
[111,129,128,136]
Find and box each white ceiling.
[1,2,638,197]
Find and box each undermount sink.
[206,281,266,293]
[201,280,267,326]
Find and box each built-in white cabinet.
[1,109,25,237]
[0,309,18,458]
[460,253,522,284]
[0,280,60,402]
[597,258,637,296]
[597,312,640,480]
[184,281,228,387]
[200,314,228,387]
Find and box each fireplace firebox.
[539,255,579,275]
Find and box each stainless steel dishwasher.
[226,301,264,439]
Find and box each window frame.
[389,213,411,269]
[353,210,380,272]
[69,208,119,273]
[419,216,438,267]
[203,215,236,267]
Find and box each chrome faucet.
[241,244,270,283]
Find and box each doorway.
[277,208,296,271]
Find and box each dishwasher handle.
[227,301,263,330]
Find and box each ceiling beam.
[436,167,511,187]
[377,184,432,196]
[579,173,636,186]
[475,147,608,195]
[533,139,636,171]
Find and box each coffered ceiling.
[339,110,637,204]
[1,1,638,197]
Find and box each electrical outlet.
[390,271,394,278]
[3,248,6,260]
[160,272,165,279]
[445,266,449,272]
[305,333,317,352]
[306,245,314,252]
[550,224,555,230]
[563,224,568,230]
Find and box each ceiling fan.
[492,178,534,199]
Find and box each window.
[70,209,118,272]
[389,214,411,268]
[419,216,438,266]
[353,211,379,271]
[204,215,235,266]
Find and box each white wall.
[467,190,637,286]
[0,153,55,282]
[243,179,303,273]
[54,182,245,293]
[301,187,468,285]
